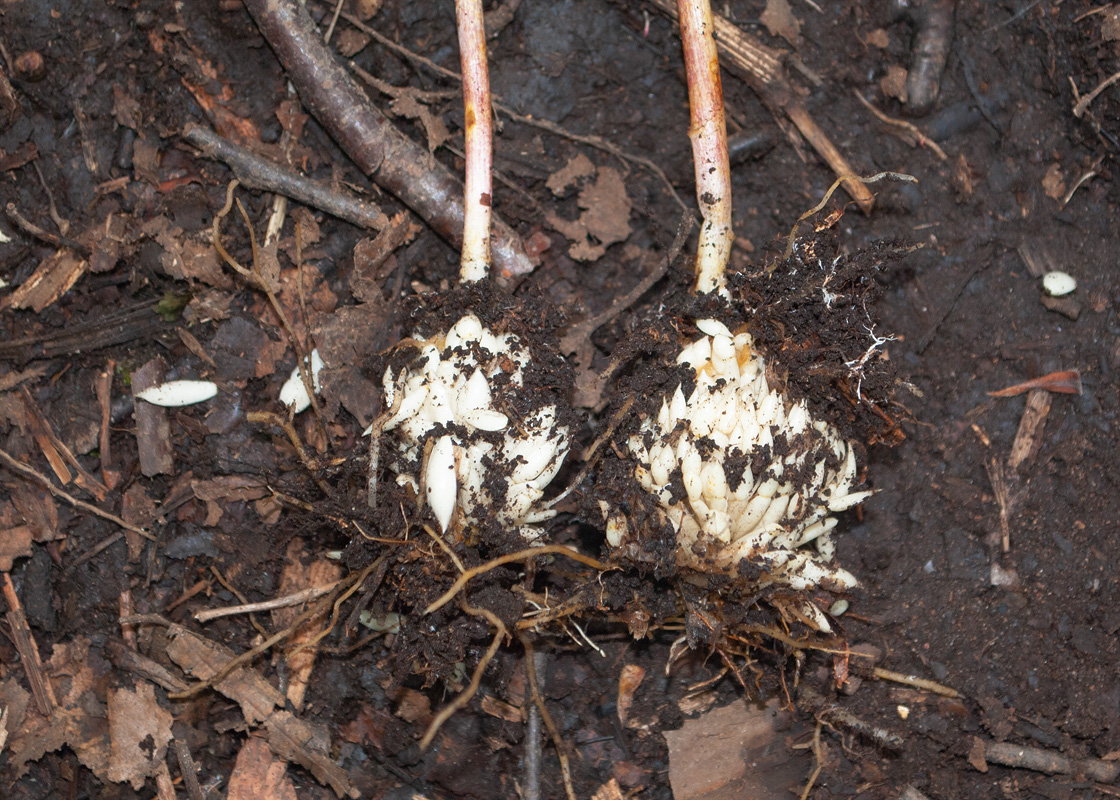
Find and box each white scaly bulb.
[381,313,570,541]
[604,319,870,632]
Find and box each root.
[782,171,917,260]
[424,545,614,615]
[419,602,508,750]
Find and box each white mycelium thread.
[605,318,871,631]
[381,313,570,541]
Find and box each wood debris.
[164,622,358,798]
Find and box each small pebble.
[1042,271,1076,297]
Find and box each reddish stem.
[456,0,493,283]
[678,0,733,294]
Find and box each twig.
[519,633,577,800]
[161,564,374,700]
[541,395,635,510]
[798,684,903,751]
[172,741,206,800]
[1072,68,1120,119]
[2,572,58,716]
[322,0,345,43]
[241,0,534,284]
[213,183,331,447]
[0,447,154,540]
[420,602,507,750]
[425,545,614,614]
[647,0,876,213]
[183,124,388,231]
[854,92,948,160]
[559,213,691,356]
[4,202,90,255]
[194,581,343,623]
[341,23,688,216]
[1061,158,1102,208]
[982,740,1119,782]
[246,410,334,498]
[984,457,1012,553]
[871,667,960,698]
[522,648,546,800]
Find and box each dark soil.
[1,1,1119,799]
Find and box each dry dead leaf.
[272,539,342,710]
[228,736,298,800]
[334,27,370,58]
[11,486,59,543]
[592,778,625,800]
[1042,163,1066,199]
[546,152,596,196]
[392,687,433,726]
[144,217,232,289]
[164,625,355,798]
[7,638,112,782]
[107,682,174,789]
[664,700,808,800]
[865,28,890,48]
[0,524,32,571]
[192,475,271,526]
[881,64,909,103]
[356,0,383,20]
[111,83,143,131]
[391,91,451,153]
[760,0,801,48]
[546,165,632,261]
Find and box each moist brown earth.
[1,1,1118,799]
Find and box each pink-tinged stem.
[678,0,733,295]
[456,0,493,283]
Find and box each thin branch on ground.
[153,560,379,700]
[0,447,154,540]
[2,572,58,715]
[183,123,388,231]
[871,667,960,698]
[194,581,345,623]
[854,92,947,160]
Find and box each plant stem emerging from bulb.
[457,0,493,283]
[678,0,733,295]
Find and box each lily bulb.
[381,313,570,541]
[604,319,871,632]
